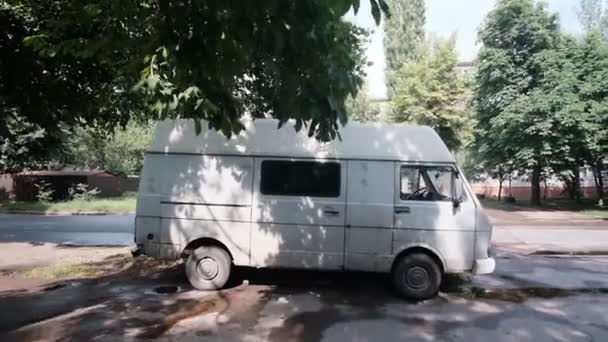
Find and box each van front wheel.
[391,253,442,300]
[186,246,231,290]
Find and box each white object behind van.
[135,119,495,299]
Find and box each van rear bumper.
[137,242,182,260]
[472,257,496,275]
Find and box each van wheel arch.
[391,246,445,300]
[182,238,233,261]
[392,246,445,274]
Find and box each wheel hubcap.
[197,257,219,280]
[406,266,429,289]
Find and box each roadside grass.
[23,254,179,280]
[0,195,136,214]
[481,197,608,220]
[584,209,608,220]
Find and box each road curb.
[529,250,608,256]
[0,210,113,216]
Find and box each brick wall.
[471,183,605,200]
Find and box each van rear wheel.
[186,246,231,290]
[391,253,442,300]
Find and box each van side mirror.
[452,172,465,208]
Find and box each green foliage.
[68,183,100,202]
[1,1,389,172]
[3,0,388,143]
[473,0,608,204]
[66,121,154,176]
[345,82,381,122]
[389,37,474,151]
[384,0,426,95]
[34,180,54,202]
[473,0,563,204]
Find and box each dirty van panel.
[141,154,254,205]
[160,203,251,221]
[159,218,251,265]
[393,230,475,272]
[251,158,346,269]
[250,224,344,269]
[344,160,394,272]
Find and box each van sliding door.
[344,160,395,272]
[250,158,347,269]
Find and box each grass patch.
[582,209,608,220]
[0,195,136,214]
[25,263,97,279]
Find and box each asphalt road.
[0,214,134,246]
[2,213,608,252]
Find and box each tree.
[384,0,426,95]
[577,0,608,39]
[572,33,608,202]
[345,82,381,122]
[474,0,566,205]
[1,1,391,173]
[66,121,154,176]
[389,37,474,151]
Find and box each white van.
[135,119,495,299]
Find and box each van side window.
[260,160,341,197]
[400,166,453,201]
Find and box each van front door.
[251,159,346,270]
[393,164,476,272]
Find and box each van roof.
[148,119,456,163]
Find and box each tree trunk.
[593,160,605,205]
[531,163,541,206]
[573,162,581,204]
[508,174,513,198]
[497,179,503,201]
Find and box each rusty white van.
[134,119,495,299]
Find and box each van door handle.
[322,206,340,216]
[395,206,410,214]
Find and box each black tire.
[391,252,442,300]
[185,246,231,290]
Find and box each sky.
[345,0,585,99]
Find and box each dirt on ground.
[0,242,183,294]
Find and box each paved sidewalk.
[493,226,608,254]
[486,207,608,227]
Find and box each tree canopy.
[472,0,608,204]
[1,0,390,172]
[383,0,426,95]
[345,82,381,122]
[390,37,473,151]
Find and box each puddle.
[42,282,81,292]
[459,286,608,303]
[43,283,67,292]
[154,285,181,294]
